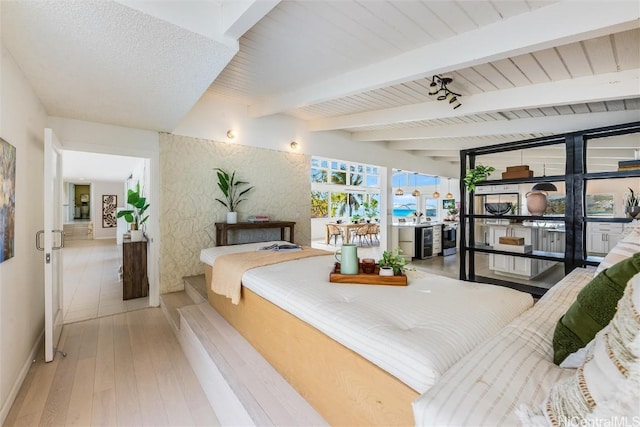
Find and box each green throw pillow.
[552,252,640,365]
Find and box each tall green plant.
[464,165,495,192]
[214,168,254,212]
[116,181,149,230]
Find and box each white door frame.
[51,130,161,307]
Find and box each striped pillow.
[545,272,640,426]
[594,231,640,276]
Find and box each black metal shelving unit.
[459,121,640,297]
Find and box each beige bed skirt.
[204,264,418,426]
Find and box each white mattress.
[412,267,595,426]
[201,244,533,393]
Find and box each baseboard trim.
[0,329,44,425]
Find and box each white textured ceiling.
[2,0,639,173]
[63,150,145,182]
[1,0,238,131]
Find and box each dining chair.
[367,224,380,244]
[327,224,343,245]
[351,224,372,246]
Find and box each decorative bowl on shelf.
[484,202,513,216]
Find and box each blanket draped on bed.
[210,247,331,304]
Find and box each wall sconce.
[428,75,462,109]
[290,141,299,150]
[226,129,237,139]
[432,176,440,198]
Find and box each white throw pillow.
[594,238,640,276]
[559,338,595,369]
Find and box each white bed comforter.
[200,244,533,393]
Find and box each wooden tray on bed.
[329,263,408,286]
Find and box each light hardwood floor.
[4,308,219,427]
[64,239,148,324]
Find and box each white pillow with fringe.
[518,272,640,426]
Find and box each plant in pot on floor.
[378,247,410,276]
[116,181,149,242]
[215,168,254,224]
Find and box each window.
[311,157,380,220]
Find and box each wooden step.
[178,303,327,427]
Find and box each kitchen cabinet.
[397,226,415,259]
[586,222,624,256]
[433,226,442,255]
[488,225,563,279]
[392,224,442,260]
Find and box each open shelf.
[459,120,640,296]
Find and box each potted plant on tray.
[116,181,149,242]
[378,248,409,276]
[215,168,254,224]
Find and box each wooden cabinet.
[122,239,148,300]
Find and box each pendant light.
[432,176,440,198]
[411,173,421,196]
[445,178,453,199]
[395,170,404,195]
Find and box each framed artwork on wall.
[0,137,16,263]
[443,199,456,210]
[102,195,118,228]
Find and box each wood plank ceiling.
[207,0,640,174]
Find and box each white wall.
[92,180,126,239]
[0,45,49,423]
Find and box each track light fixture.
[428,75,462,109]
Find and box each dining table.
[325,222,367,244]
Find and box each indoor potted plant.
[464,165,495,192]
[624,187,640,218]
[378,247,409,276]
[116,181,149,241]
[215,168,254,224]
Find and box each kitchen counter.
[392,222,443,259]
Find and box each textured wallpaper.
[159,133,311,293]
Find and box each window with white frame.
[311,157,380,220]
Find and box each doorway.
[61,150,152,323]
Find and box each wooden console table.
[214,221,296,246]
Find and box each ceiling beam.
[248,1,640,118]
[310,70,640,131]
[222,0,280,39]
[356,110,640,142]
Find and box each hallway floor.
[64,239,148,324]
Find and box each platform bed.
[200,242,534,426]
[205,265,417,426]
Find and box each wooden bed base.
[204,265,418,426]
